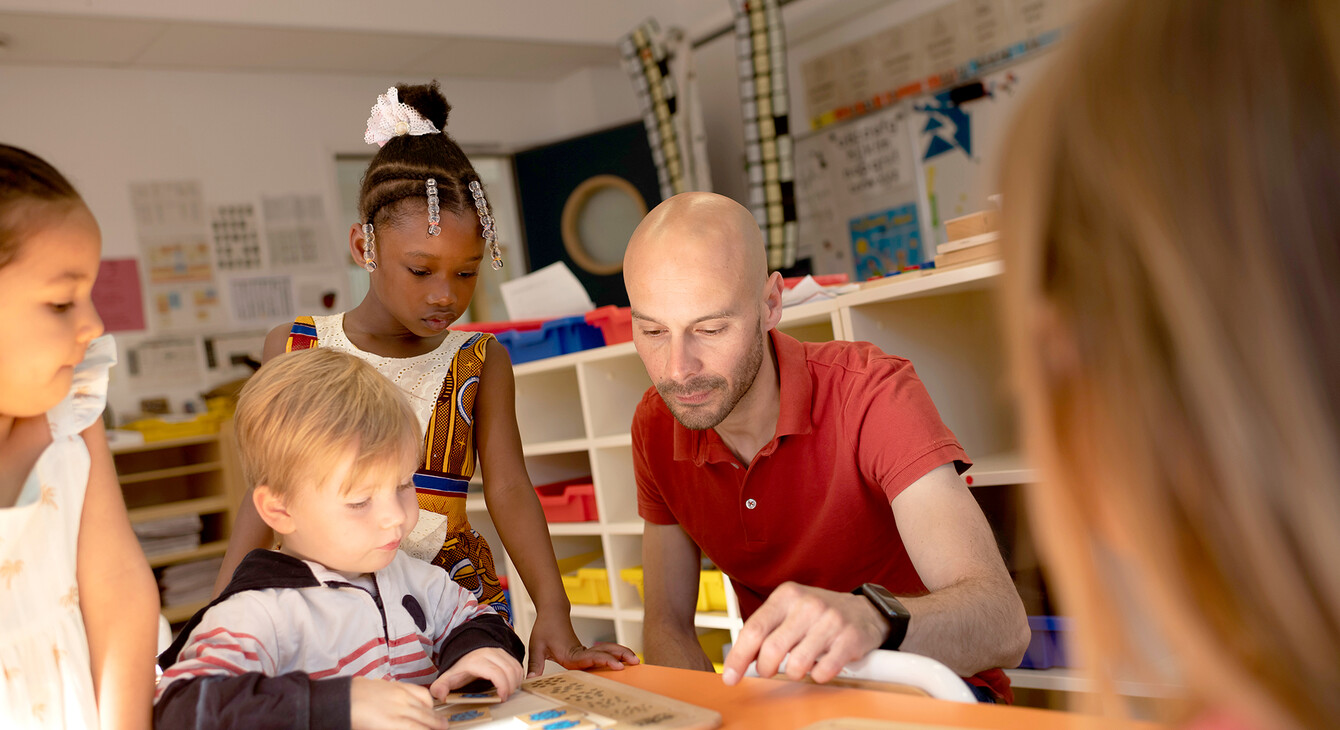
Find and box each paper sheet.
[148,283,224,331]
[125,337,204,388]
[498,262,594,321]
[263,194,330,269]
[229,275,293,323]
[781,275,860,307]
[211,203,264,272]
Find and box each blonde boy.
[155,348,524,730]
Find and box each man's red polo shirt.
[634,330,1012,702]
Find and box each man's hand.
[350,677,446,730]
[721,582,890,686]
[431,647,526,702]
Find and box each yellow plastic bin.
[698,570,728,612]
[619,566,729,612]
[619,567,645,601]
[563,568,611,605]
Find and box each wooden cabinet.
[112,425,245,623]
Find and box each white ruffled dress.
[0,335,116,729]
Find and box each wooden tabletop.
[596,664,1159,730]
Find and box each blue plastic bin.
[493,315,605,364]
[1019,615,1071,669]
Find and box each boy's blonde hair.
[1001,1,1340,728]
[234,348,422,500]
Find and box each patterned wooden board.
[522,671,722,730]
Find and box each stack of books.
[935,209,1001,269]
[159,557,224,609]
[132,514,202,558]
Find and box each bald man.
[624,193,1029,702]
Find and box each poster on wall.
[130,180,225,331]
[794,104,924,280]
[263,194,330,269]
[228,274,293,323]
[91,258,146,332]
[211,203,264,272]
[148,283,224,331]
[911,55,1044,244]
[849,204,924,280]
[797,0,1083,130]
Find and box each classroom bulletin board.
[795,10,1060,280]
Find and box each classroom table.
[596,664,1160,730]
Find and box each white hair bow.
[363,87,439,147]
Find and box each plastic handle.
[742,649,977,704]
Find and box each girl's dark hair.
[359,81,482,231]
[0,144,82,267]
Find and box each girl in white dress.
[0,145,158,729]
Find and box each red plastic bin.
[451,318,546,334]
[535,478,598,522]
[585,305,633,345]
[782,274,850,289]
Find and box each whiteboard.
[795,103,925,281]
[795,52,1052,278]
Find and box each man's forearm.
[897,575,1030,676]
[644,617,715,672]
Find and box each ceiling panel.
[0,12,166,65]
[0,12,621,80]
[131,24,442,75]
[400,37,619,82]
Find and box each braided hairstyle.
[0,145,82,268]
[358,81,483,237]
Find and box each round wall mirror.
[561,175,648,276]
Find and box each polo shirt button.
[732,463,740,469]
[745,498,757,509]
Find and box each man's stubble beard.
[657,328,766,431]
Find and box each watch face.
[861,583,911,651]
[864,583,911,619]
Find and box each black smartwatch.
[855,583,911,651]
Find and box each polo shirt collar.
[672,329,815,466]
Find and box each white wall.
[0,64,636,261]
[0,62,638,419]
[549,66,642,148]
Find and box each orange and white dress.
[0,335,115,729]
[285,314,509,621]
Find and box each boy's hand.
[431,647,525,701]
[350,677,447,730]
[527,612,639,676]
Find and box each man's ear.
[253,484,297,536]
[762,271,785,330]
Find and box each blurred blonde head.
[234,348,422,501]
[1000,1,1340,728]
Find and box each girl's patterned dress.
[286,314,509,621]
[0,335,115,729]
